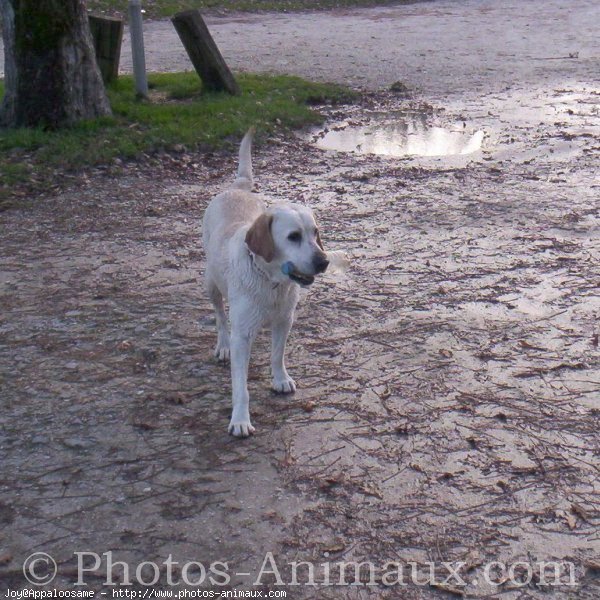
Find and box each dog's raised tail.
[233,128,254,190]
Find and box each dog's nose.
[313,254,329,274]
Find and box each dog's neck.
[247,248,281,289]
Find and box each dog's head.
[245,203,328,286]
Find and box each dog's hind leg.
[207,280,230,362]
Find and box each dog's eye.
[288,231,302,243]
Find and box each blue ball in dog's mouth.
[281,261,315,286]
[281,261,295,275]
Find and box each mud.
[1,0,600,598]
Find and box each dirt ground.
[1,0,599,598]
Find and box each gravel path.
[119,0,600,97]
[2,0,597,95]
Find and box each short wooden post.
[88,14,124,84]
[171,10,240,95]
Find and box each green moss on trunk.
[14,0,76,54]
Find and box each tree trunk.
[0,0,112,129]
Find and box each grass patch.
[88,0,420,20]
[0,72,354,196]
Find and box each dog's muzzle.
[282,253,329,287]
[313,254,329,275]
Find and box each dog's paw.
[228,420,255,438]
[214,345,230,362]
[271,376,296,394]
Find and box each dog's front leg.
[271,316,296,394]
[228,308,260,437]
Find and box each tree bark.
[0,0,112,129]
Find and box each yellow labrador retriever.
[202,130,329,437]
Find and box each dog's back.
[202,130,264,294]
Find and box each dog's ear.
[315,227,324,250]
[246,213,275,262]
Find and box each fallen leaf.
[556,509,577,529]
[571,503,590,522]
[301,400,315,412]
[379,385,392,400]
[519,340,545,350]
[165,393,189,405]
[430,581,465,596]
[118,340,132,351]
[358,482,383,499]
[462,549,483,571]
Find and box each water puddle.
[311,111,485,157]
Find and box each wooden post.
[171,10,240,95]
[88,14,124,84]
